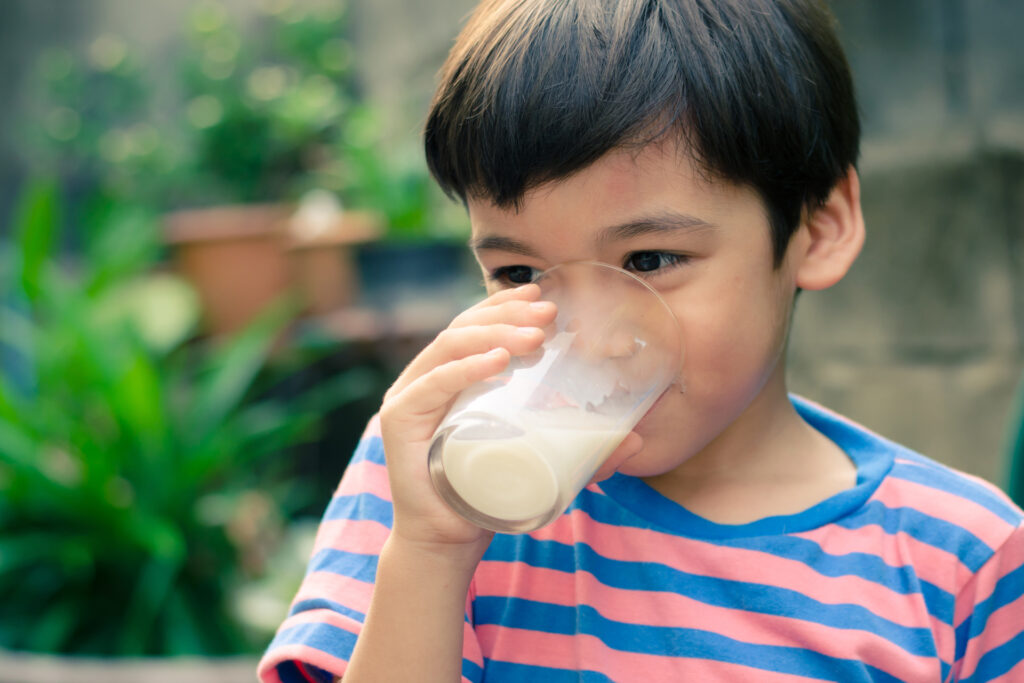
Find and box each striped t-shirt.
[258,396,1024,682]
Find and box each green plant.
[26,0,359,210]
[0,182,378,655]
[177,0,355,204]
[1006,374,1024,508]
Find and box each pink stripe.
[970,594,1024,667]
[797,520,973,589]
[892,457,1018,515]
[334,460,392,501]
[531,508,933,630]
[278,606,362,634]
[258,643,348,682]
[476,625,930,681]
[892,457,1019,510]
[330,415,383,495]
[473,562,936,679]
[953,525,1024,628]
[363,413,382,438]
[954,526,1024,679]
[294,570,375,615]
[256,660,283,683]
[268,607,481,682]
[873,475,1013,550]
[312,518,390,556]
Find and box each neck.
[642,365,856,524]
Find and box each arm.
[338,284,556,681]
[341,537,485,682]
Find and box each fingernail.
[516,326,542,337]
[529,301,553,312]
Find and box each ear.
[792,166,865,291]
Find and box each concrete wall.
[345,0,1024,484]
[3,0,1022,485]
[789,1,1024,484]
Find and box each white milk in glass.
[439,412,631,522]
[428,262,681,533]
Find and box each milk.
[439,412,631,522]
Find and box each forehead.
[466,141,762,244]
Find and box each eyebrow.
[469,210,715,256]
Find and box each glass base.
[427,424,563,534]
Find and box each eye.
[488,264,540,286]
[623,251,688,274]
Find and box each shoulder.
[794,395,1022,563]
[807,398,1021,561]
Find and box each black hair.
[423,0,860,265]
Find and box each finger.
[461,283,542,316]
[588,431,643,485]
[383,348,512,442]
[451,295,556,329]
[388,324,545,398]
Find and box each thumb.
[588,431,644,485]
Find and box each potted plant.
[26,0,383,336]
[0,181,379,677]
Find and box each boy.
[259,0,1024,680]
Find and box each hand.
[379,284,557,555]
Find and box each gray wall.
[3,0,1022,485]
[349,0,1024,484]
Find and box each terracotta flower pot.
[164,203,381,336]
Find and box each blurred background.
[0,0,1021,679]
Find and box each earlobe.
[793,166,866,291]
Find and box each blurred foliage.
[0,181,382,655]
[23,0,464,239]
[1007,375,1024,509]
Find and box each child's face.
[466,139,801,476]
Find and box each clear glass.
[428,261,683,533]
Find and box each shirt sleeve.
[951,521,1024,682]
[257,415,485,683]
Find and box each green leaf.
[162,590,209,656]
[119,521,185,654]
[0,417,40,470]
[0,533,63,573]
[188,296,296,444]
[11,179,60,302]
[26,600,78,653]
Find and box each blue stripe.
[889,461,1022,526]
[289,597,366,624]
[350,434,385,466]
[463,656,484,682]
[306,547,379,583]
[484,536,937,658]
[474,598,902,682]
[960,630,1024,683]
[269,616,482,683]
[268,621,358,667]
[836,500,994,572]
[481,660,615,681]
[578,490,959,624]
[955,560,1024,661]
[323,492,394,528]
[919,579,956,626]
[967,561,1024,642]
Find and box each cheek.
[673,270,791,405]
